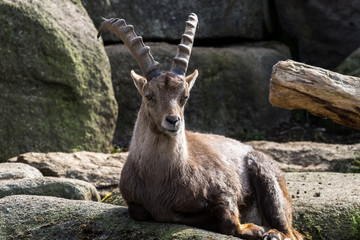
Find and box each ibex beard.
[97,13,303,240]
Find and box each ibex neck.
[129,108,188,172]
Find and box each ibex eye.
[145,94,153,101]
[180,95,188,104]
[181,95,189,101]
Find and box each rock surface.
[82,0,269,42]
[107,42,291,147]
[274,0,360,68]
[247,141,360,172]
[337,47,360,78]
[0,162,43,180]
[1,172,359,240]
[0,177,100,201]
[0,0,117,162]
[0,195,238,240]
[8,151,127,193]
[288,172,360,240]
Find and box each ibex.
[98,14,303,240]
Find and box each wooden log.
[269,60,360,130]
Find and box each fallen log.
[269,60,360,130]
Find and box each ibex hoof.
[262,229,289,240]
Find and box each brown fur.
[119,71,303,240]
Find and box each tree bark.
[269,60,360,130]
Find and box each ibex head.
[98,14,199,136]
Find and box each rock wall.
[82,0,360,147]
[1,0,359,158]
[82,0,360,70]
[81,0,269,42]
[107,42,291,146]
[274,0,360,69]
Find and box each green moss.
[111,146,123,154]
[333,153,360,173]
[294,206,360,240]
[350,153,360,173]
[294,211,324,240]
[350,211,360,236]
[101,190,127,207]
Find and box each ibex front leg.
[212,202,265,240]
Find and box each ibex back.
[98,13,303,240]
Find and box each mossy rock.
[336,47,360,78]
[0,0,117,161]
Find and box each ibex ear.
[131,70,147,94]
[185,69,198,91]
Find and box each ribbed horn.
[97,18,162,80]
[170,13,198,76]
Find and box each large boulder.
[0,0,118,162]
[107,42,291,147]
[8,151,127,195]
[247,141,360,172]
[274,0,360,69]
[0,177,100,201]
[81,0,270,42]
[0,162,43,180]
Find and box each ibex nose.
[166,115,180,126]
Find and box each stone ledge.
[0,177,100,201]
[287,172,360,239]
[8,151,127,196]
[247,141,360,172]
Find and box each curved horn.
[170,13,198,76]
[97,18,162,80]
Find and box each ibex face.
[131,70,198,136]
